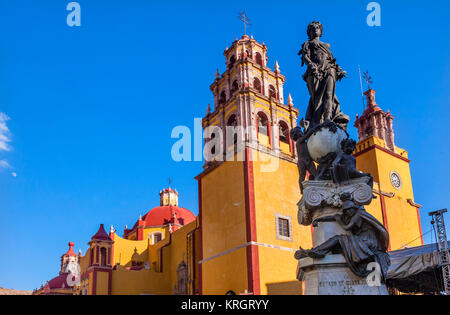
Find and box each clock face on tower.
[390,171,402,189]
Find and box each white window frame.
[275,213,293,242]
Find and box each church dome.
[142,205,195,227]
[125,186,196,239]
[47,274,70,289]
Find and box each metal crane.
[429,209,450,295]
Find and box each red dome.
[47,274,72,289]
[141,205,195,227]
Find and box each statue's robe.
[338,209,390,280]
[299,40,348,129]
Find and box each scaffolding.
[429,209,450,295]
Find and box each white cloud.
[0,159,11,169]
[0,113,11,152]
[0,113,14,174]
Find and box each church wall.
[79,248,90,274]
[199,160,249,294]
[365,187,385,228]
[200,161,247,257]
[95,270,110,295]
[163,220,197,294]
[259,246,303,295]
[111,266,170,295]
[355,137,422,251]
[374,148,414,200]
[355,137,381,183]
[374,147,422,249]
[385,196,422,250]
[112,235,149,267]
[200,247,249,295]
[252,149,312,295]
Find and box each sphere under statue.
[306,126,347,162]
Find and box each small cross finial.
[362,70,373,90]
[168,177,172,188]
[238,11,251,36]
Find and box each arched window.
[257,112,269,137]
[210,132,216,155]
[269,85,277,99]
[255,52,263,66]
[253,77,262,94]
[228,55,236,69]
[219,91,226,105]
[227,115,237,127]
[230,80,239,95]
[153,232,162,244]
[227,114,238,145]
[279,121,289,144]
[100,247,107,266]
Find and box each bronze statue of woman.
[299,21,349,130]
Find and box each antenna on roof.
[358,65,365,110]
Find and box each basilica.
[33,34,423,295]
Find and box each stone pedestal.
[298,254,388,295]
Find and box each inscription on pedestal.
[318,278,367,295]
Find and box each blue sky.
[0,0,448,290]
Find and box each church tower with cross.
[353,87,423,251]
[195,33,313,295]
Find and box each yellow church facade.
[34,35,423,295]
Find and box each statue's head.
[290,126,303,141]
[340,192,358,216]
[341,138,356,155]
[307,21,323,40]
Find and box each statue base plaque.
[298,254,388,295]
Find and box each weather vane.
[238,11,251,36]
[362,70,373,90]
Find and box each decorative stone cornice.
[407,198,423,208]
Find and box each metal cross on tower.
[238,11,251,36]
[429,208,450,295]
[362,70,373,90]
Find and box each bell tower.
[60,241,79,275]
[196,35,312,295]
[354,89,423,250]
[86,224,113,295]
